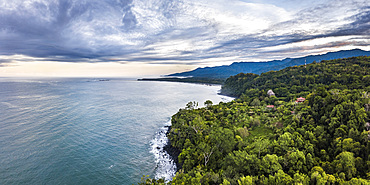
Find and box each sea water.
[0,78,233,184]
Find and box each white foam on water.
[150,121,177,181]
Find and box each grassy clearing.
[248,126,273,139]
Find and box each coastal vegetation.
[140,56,370,184]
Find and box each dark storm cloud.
[327,9,370,37]
[0,0,137,61]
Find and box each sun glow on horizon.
[0,61,195,78]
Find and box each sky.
[0,0,369,77]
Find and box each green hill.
[221,56,370,98]
[140,56,370,184]
[168,49,370,79]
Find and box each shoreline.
[153,85,235,180]
[217,92,238,99]
[163,126,182,173]
[139,77,237,100]
[137,77,225,86]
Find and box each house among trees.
[266,105,275,110]
[365,122,370,131]
[296,97,305,103]
[267,90,275,97]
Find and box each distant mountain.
[168,49,370,78]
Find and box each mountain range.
[167,49,370,79]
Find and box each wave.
[149,121,176,181]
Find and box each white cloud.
[0,0,369,76]
[257,35,370,59]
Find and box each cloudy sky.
[0,0,369,77]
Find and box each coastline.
[150,83,235,181]
[161,98,235,177]
[163,126,182,173]
[139,77,238,99]
[217,92,238,99]
[137,77,225,85]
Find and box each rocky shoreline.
[163,126,182,172]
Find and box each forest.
[140,56,370,184]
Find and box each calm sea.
[0,78,232,185]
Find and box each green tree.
[287,149,306,172]
[250,98,261,106]
[261,154,282,175]
[204,100,213,108]
[278,132,294,152]
[334,151,356,180]
[237,176,253,185]
[270,170,293,184]
[186,101,198,110]
[253,137,270,158]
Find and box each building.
[267,90,275,97]
[296,97,305,103]
[266,105,275,110]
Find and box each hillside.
[168,49,370,79]
[221,56,370,98]
[140,56,370,184]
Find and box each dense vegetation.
[140,56,370,184]
[222,57,370,99]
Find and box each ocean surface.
[0,78,233,185]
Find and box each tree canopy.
[140,56,370,184]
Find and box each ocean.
[0,78,233,184]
